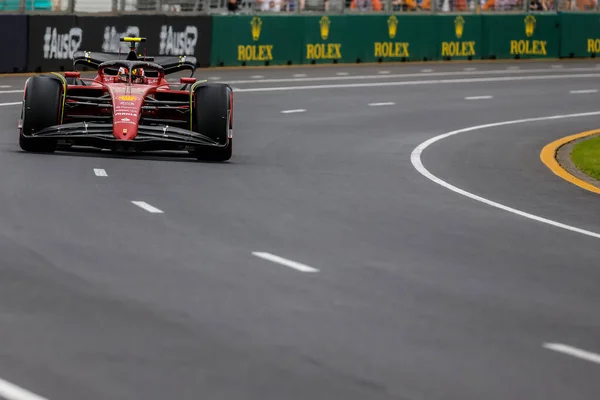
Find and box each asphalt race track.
[0,61,599,399]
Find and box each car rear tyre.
[19,76,62,153]
[189,83,232,162]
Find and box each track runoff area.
[0,60,599,399]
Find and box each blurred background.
[0,0,597,16]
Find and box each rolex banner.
[481,14,559,59]
[211,15,304,67]
[302,15,437,64]
[366,15,437,63]
[436,15,482,60]
[559,12,600,58]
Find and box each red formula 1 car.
[18,37,233,161]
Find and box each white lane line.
[421,69,434,72]
[0,377,48,400]
[378,70,391,74]
[465,95,493,100]
[368,102,395,106]
[544,343,600,365]
[252,252,319,273]
[293,73,307,77]
[234,74,600,93]
[0,90,24,94]
[0,85,11,88]
[215,67,600,84]
[464,67,477,71]
[208,76,221,80]
[0,101,21,106]
[570,89,598,94]
[251,75,264,79]
[131,201,164,214]
[410,110,600,240]
[281,109,306,114]
[93,168,107,177]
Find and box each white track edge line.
[410,110,600,240]
[544,343,600,364]
[0,377,48,400]
[93,168,107,177]
[219,67,600,84]
[252,252,319,272]
[234,74,600,93]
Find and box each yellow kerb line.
[540,129,600,194]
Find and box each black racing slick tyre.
[19,76,62,153]
[190,83,233,162]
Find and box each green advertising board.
[559,12,600,58]
[299,14,437,65]
[363,15,436,63]
[482,14,559,59]
[300,15,356,64]
[211,15,304,66]
[209,13,595,67]
[435,15,483,60]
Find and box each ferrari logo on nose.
[123,128,128,133]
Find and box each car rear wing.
[72,51,197,76]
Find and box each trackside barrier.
[18,15,212,73]
[0,15,28,73]
[3,12,600,72]
[559,12,600,58]
[210,13,564,67]
[481,14,559,60]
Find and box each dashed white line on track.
[131,201,164,214]
[0,377,48,400]
[411,110,600,241]
[544,343,600,365]
[0,90,24,94]
[465,95,493,100]
[0,85,12,88]
[570,89,598,94]
[281,109,306,114]
[293,73,307,77]
[421,69,434,72]
[369,102,395,106]
[93,168,107,177]
[252,252,319,273]
[378,70,390,74]
[251,75,264,79]
[0,102,21,106]
[464,67,477,71]
[336,72,349,76]
[208,76,221,80]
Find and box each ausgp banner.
[158,16,212,67]
[28,15,81,72]
[26,15,212,72]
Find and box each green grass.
[571,135,600,181]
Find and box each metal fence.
[1,0,597,14]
